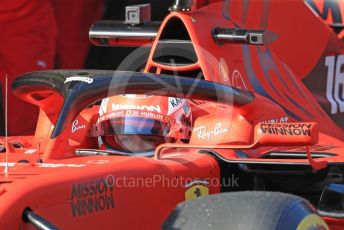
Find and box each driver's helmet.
[96,95,192,156]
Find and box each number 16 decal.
[325,55,344,114]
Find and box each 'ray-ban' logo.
[193,122,230,140]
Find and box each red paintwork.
[0,0,343,229]
[0,152,220,229]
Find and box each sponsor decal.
[24,149,38,154]
[0,163,86,168]
[296,214,329,230]
[38,164,86,168]
[219,58,230,81]
[99,111,126,122]
[325,55,344,114]
[261,116,289,124]
[139,111,167,121]
[305,0,344,40]
[98,110,170,123]
[193,122,230,140]
[185,180,209,201]
[64,76,93,84]
[232,69,248,90]
[86,160,110,164]
[72,120,86,133]
[70,176,115,217]
[168,97,184,115]
[111,103,161,113]
[126,110,138,116]
[259,123,312,136]
[169,97,183,108]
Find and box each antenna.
[37,137,42,163]
[4,76,8,178]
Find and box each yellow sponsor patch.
[185,184,209,201]
[296,214,329,230]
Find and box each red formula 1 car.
[1,0,344,229]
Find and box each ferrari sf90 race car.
[0,0,344,229]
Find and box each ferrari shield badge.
[185,180,209,201]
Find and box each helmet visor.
[98,117,171,154]
[99,117,170,136]
[101,134,169,154]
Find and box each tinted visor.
[99,117,170,136]
[102,134,169,154]
[99,117,171,154]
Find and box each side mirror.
[89,4,161,47]
[254,122,319,146]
